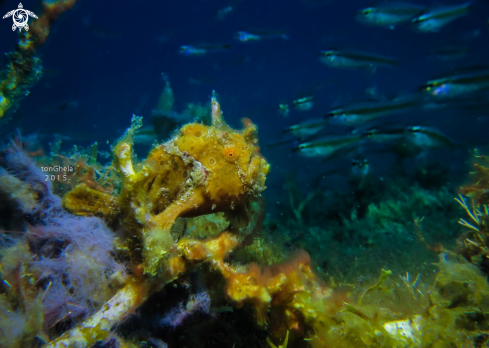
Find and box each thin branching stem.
[455,195,480,226]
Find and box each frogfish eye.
[223,146,239,162]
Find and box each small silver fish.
[236,31,261,42]
[356,2,426,28]
[235,30,289,42]
[179,44,230,56]
[292,95,314,111]
[133,125,159,145]
[404,126,454,149]
[420,67,489,97]
[412,2,471,32]
[364,126,453,158]
[326,96,418,126]
[180,46,207,56]
[283,118,327,139]
[294,134,363,158]
[318,50,398,72]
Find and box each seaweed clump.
[460,149,489,205]
[306,252,489,348]
[277,175,460,282]
[450,151,489,282]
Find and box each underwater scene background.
[1,0,489,347]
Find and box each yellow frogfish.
[111,94,270,275]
